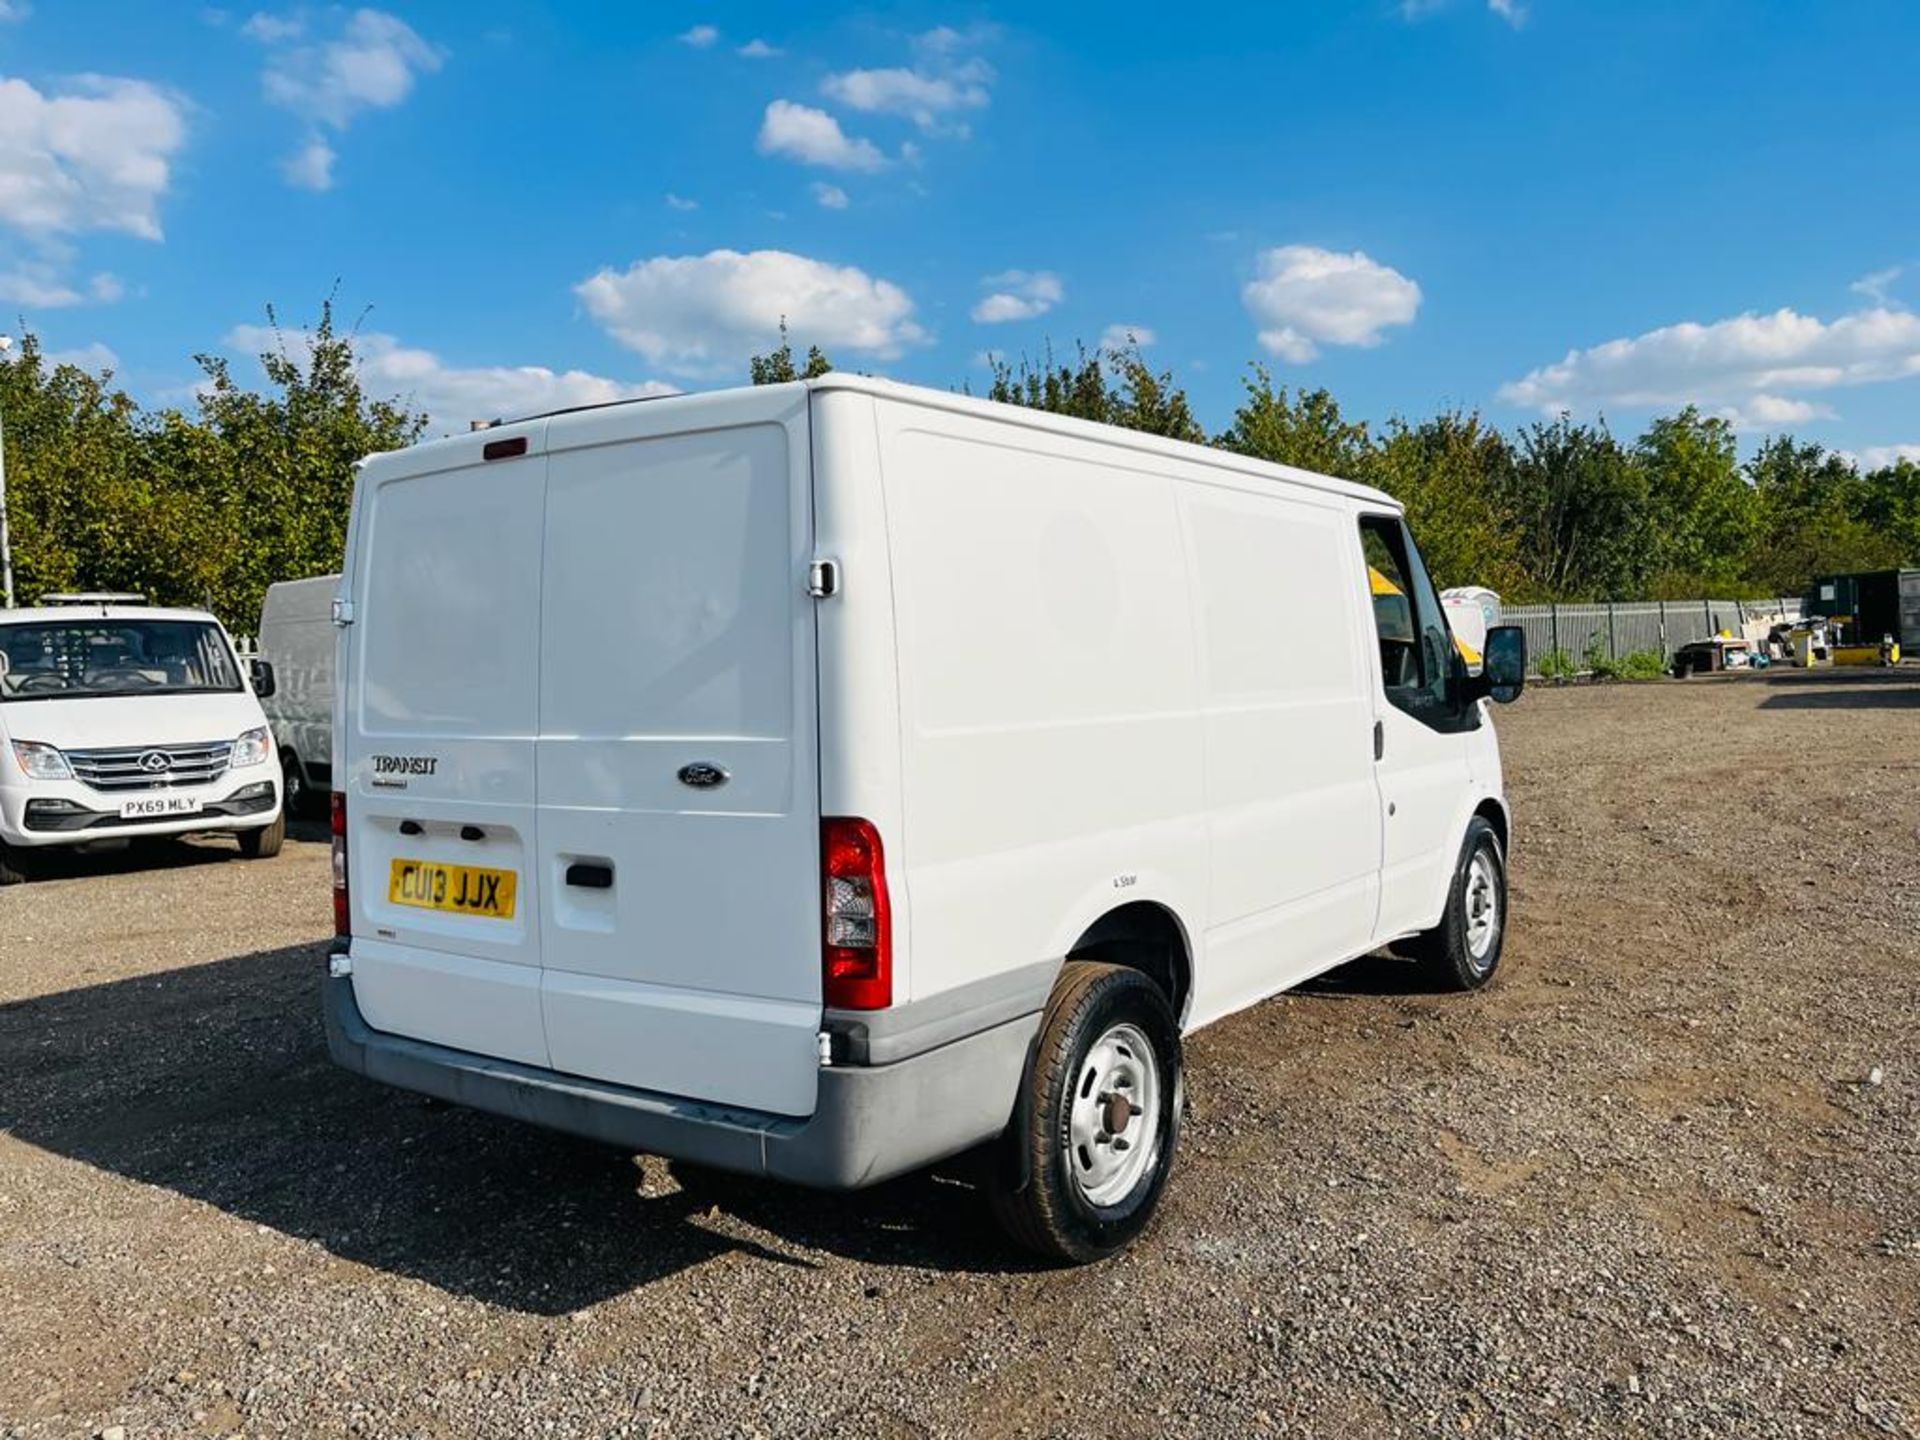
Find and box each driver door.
[1358,513,1476,944]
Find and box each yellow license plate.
[387,858,517,919]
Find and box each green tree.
[748,320,834,384]
[1632,407,1754,594]
[166,302,426,626]
[1742,436,1900,596]
[0,331,165,605]
[1501,416,1651,599]
[1217,366,1370,477]
[985,341,1205,442]
[1364,410,1522,594]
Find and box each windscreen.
[0,620,241,703]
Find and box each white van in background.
[258,574,339,816]
[0,597,284,884]
[324,376,1526,1262]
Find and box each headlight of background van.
[232,727,271,768]
[11,740,73,781]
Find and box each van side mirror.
[250,659,277,698]
[1478,625,1525,704]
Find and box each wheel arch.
[1062,899,1195,1029]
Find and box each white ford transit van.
[0,598,284,883]
[257,574,340,816]
[324,377,1525,1261]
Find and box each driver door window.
[1359,514,1470,732]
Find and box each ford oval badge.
[677,762,730,789]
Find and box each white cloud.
[757,100,888,172]
[1851,265,1904,307]
[971,269,1063,324]
[664,191,698,211]
[255,8,443,190]
[0,75,188,239]
[226,323,675,431]
[1852,444,1920,470]
[574,248,927,377]
[737,38,780,58]
[280,135,335,190]
[0,263,122,308]
[1100,324,1155,351]
[821,26,994,136]
[1488,0,1526,26]
[811,181,849,210]
[1242,245,1422,362]
[1713,395,1835,431]
[45,341,118,372]
[679,24,718,48]
[240,11,303,42]
[0,1,31,19]
[1498,306,1920,416]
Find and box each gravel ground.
[2,666,1916,1439]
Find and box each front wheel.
[989,961,1183,1264]
[1404,817,1507,991]
[0,842,35,886]
[237,812,285,860]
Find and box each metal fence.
[1504,598,1803,676]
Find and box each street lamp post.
[0,332,12,608]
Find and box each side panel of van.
[259,575,338,786]
[343,424,552,1068]
[533,392,823,1118]
[878,410,1208,1010]
[1179,483,1382,1019]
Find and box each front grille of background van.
[65,741,235,793]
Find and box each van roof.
[0,605,222,627]
[375,373,1400,511]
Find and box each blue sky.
[4,1,1920,465]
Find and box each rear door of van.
[533,389,823,1118]
[342,422,552,1068]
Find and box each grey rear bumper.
[323,973,1038,1190]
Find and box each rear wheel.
[989,961,1183,1264]
[237,812,285,860]
[1403,817,1506,991]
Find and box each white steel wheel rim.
[1465,848,1501,967]
[1065,1022,1162,1208]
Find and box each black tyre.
[0,842,35,886]
[237,812,285,859]
[281,750,315,819]
[989,961,1183,1264]
[1403,817,1507,991]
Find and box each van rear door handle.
[1373,720,1385,761]
[566,862,614,890]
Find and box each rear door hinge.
[807,559,840,599]
[331,597,356,627]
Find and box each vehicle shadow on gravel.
[0,944,1031,1315]
[21,833,271,883]
[1296,952,1447,997]
[1759,684,1920,710]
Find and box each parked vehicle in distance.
[323,376,1527,1262]
[1441,586,1503,673]
[0,595,284,884]
[258,573,340,817]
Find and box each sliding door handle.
[1373,720,1385,761]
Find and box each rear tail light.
[822,817,891,1010]
[330,790,350,939]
